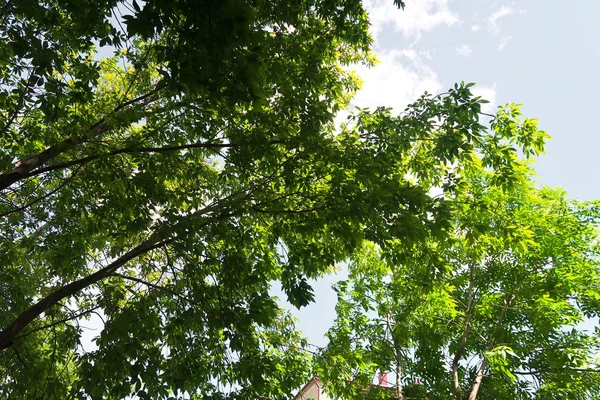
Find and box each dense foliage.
[321,151,600,399]
[0,0,570,399]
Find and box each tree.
[320,143,600,399]
[1,1,546,398]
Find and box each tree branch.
[21,139,287,181]
[467,293,514,400]
[0,234,171,351]
[10,304,102,344]
[513,367,600,375]
[0,136,80,191]
[453,263,476,398]
[111,272,200,307]
[0,85,165,191]
[0,164,84,219]
[468,358,487,400]
[0,187,251,351]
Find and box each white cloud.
[486,6,514,34]
[365,0,459,40]
[485,5,526,35]
[483,5,526,50]
[472,84,497,115]
[456,44,473,57]
[498,36,512,50]
[343,49,442,115]
[471,24,481,32]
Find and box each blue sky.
[283,0,600,348]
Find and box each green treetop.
[0,1,553,398]
[321,152,600,399]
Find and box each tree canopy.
[0,0,561,399]
[320,152,600,399]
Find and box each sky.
[280,0,600,348]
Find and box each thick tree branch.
[0,86,165,191]
[11,304,102,345]
[395,347,404,400]
[468,359,487,400]
[0,187,252,351]
[453,263,476,398]
[0,235,171,350]
[513,367,600,375]
[384,308,404,400]
[24,142,237,178]
[0,164,84,219]
[21,139,287,181]
[0,136,80,191]
[468,293,514,400]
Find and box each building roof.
[292,376,322,400]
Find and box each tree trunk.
[396,353,404,400]
[468,359,486,400]
[453,263,477,398]
[467,293,513,400]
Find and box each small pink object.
[378,371,389,386]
